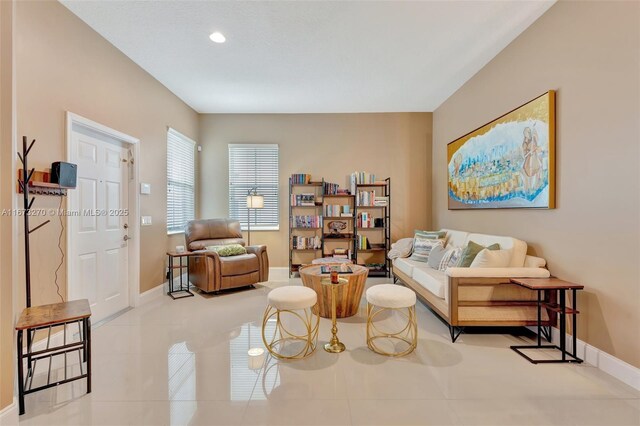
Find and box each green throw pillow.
[458,241,500,267]
[205,244,247,257]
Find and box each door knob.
[124,235,131,241]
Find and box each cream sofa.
[392,229,555,342]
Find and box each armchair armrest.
[245,245,269,282]
[445,267,550,278]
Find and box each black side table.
[166,251,196,299]
[509,277,584,364]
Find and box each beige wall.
[15,0,199,306]
[433,2,640,367]
[0,0,15,412]
[199,113,432,267]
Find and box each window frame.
[166,128,196,235]
[228,143,279,232]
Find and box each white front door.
[69,126,130,322]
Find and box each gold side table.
[320,277,348,353]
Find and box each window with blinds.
[228,144,279,231]
[167,128,195,234]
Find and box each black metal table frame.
[511,287,583,364]
[167,253,195,299]
[17,317,91,415]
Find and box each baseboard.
[136,284,165,306]
[0,398,18,426]
[269,267,289,282]
[527,326,640,390]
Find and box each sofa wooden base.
[392,268,555,342]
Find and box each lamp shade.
[246,194,264,209]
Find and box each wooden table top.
[16,299,92,330]
[166,250,195,257]
[299,263,368,277]
[510,278,584,290]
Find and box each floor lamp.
[246,188,264,245]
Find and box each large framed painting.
[447,90,556,210]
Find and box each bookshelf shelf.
[289,175,390,277]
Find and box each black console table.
[16,299,92,415]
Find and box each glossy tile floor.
[20,278,640,426]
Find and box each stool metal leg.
[366,303,417,357]
[262,304,319,360]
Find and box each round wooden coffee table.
[299,264,368,318]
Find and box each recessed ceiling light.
[209,32,226,43]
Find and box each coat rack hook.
[28,220,50,234]
[25,139,35,157]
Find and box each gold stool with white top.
[262,286,319,359]
[366,284,418,357]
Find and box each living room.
[0,1,638,425]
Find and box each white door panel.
[70,129,129,322]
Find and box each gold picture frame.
[447,90,556,210]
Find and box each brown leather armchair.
[185,219,269,293]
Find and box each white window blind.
[228,144,279,231]
[167,128,195,234]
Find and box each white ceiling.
[61,1,555,113]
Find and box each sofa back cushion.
[465,232,527,267]
[440,229,468,248]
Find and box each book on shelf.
[292,235,322,250]
[324,204,351,217]
[357,211,373,228]
[291,215,322,228]
[291,173,313,184]
[323,182,339,195]
[357,235,370,249]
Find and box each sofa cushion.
[440,229,469,248]
[393,257,423,277]
[219,253,259,276]
[470,248,512,268]
[411,263,447,300]
[465,232,528,267]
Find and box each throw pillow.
[388,237,414,260]
[410,232,444,263]
[205,244,247,257]
[458,241,500,267]
[427,244,448,269]
[438,246,463,271]
[470,248,512,268]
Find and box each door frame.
[65,111,142,309]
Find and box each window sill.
[241,227,280,232]
[167,230,185,236]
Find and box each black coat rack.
[17,136,52,310]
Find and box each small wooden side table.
[509,278,584,364]
[166,251,197,299]
[16,299,92,415]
